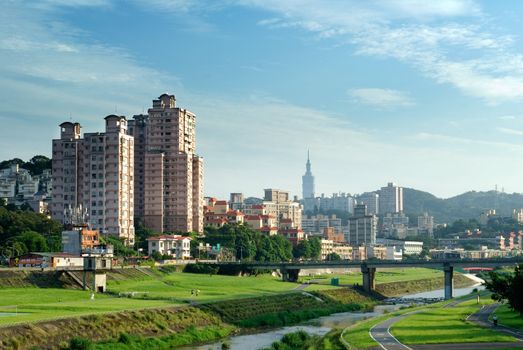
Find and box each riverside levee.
[209,256,523,299]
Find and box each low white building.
[376,238,423,255]
[147,235,192,259]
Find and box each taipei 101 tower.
[302,150,315,199]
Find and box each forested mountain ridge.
[404,188,523,223]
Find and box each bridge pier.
[281,269,300,282]
[444,264,454,300]
[361,264,376,292]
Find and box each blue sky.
[2,0,523,199]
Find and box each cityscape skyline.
[4,1,523,199]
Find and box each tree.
[14,230,48,253]
[325,252,341,261]
[20,155,51,176]
[292,237,321,260]
[485,264,523,315]
[293,240,311,260]
[308,237,321,260]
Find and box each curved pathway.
[467,303,523,341]
[367,298,523,350]
[368,311,420,350]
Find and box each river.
[181,304,405,350]
[181,284,483,350]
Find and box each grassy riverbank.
[376,273,474,296]
[0,268,483,349]
[106,272,335,302]
[341,296,519,349]
[392,299,516,344]
[302,268,444,285]
[0,288,178,326]
[0,306,234,350]
[0,272,332,326]
[199,287,375,328]
[302,267,476,296]
[491,303,523,331]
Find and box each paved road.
[367,297,472,350]
[468,303,523,341]
[369,311,421,350]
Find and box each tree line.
[202,224,321,262]
[0,202,62,261]
[0,155,51,176]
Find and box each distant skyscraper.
[302,150,315,199]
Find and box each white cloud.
[241,0,523,104]
[349,88,414,108]
[497,127,523,136]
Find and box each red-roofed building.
[204,199,245,227]
[147,235,191,259]
[259,226,278,236]
[279,228,305,245]
[245,214,278,235]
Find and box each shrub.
[118,333,133,345]
[69,338,93,350]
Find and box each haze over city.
[3,0,523,198]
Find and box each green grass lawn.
[107,272,334,302]
[391,299,517,344]
[0,272,335,327]
[0,288,178,326]
[341,295,515,349]
[492,303,523,331]
[301,268,446,285]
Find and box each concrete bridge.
[208,257,523,299]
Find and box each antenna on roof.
[115,105,118,114]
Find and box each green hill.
[404,188,523,223]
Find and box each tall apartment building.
[346,204,377,246]
[128,94,204,234]
[51,117,135,245]
[359,192,379,215]
[379,182,403,214]
[302,151,315,199]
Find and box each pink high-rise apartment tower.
[128,94,204,234]
[51,116,135,245]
